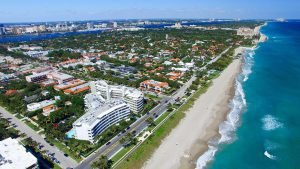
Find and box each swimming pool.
[66,130,75,139]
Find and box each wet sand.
[143,58,242,169]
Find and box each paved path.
[0,106,78,169]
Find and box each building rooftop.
[141,80,169,88]
[0,138,37,169]
[124,87,144,99]
[54,79,86,90]
[93,80,143,99]
[25,71,49,79]
[64,83,90,95]
[73,93,127,126]
[48,71,74,81]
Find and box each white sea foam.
[264,151,277,160]
[195,49,255,169]
[264,140,279,160]
[262,114,283,131]
[218,81,245,144]
[196,145,218,169]
[242,51,255,82]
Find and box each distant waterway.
[0,21,239,43]
[0,30,103,43]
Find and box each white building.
[25,71,49,83]
[0,138,38,169]
[25,71,74,84]
[171,67,189,72]
[27,96,60,112]
[90,80,144,112]
[163,61,173,66]
[86,22,94,30]
[27,99,56,112]
[73,93,130,142]
[0,73,16,82]
[47,71,74,84]
[0,24,5,35]
[72,80,144,142]
[172,22,182,29]
[23,51,49,58]
[237,27,257,37]
[185,62,195,69]
[113,22,118,28]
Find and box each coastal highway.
[75,76,195,169]
[75,47,231,169]
[75,95,172,169]
[199,47,231,71]
[0,106,78,169]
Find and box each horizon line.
[1,18,296,25]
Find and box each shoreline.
[143,56,242,169]
[143,24,267,169]
[181,77,239,169]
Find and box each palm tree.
[146,117,155,127]
[91,155,113,169]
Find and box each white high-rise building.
[174,22,182,28]
[90,80,144,112]
[73,93,130,142]
[0,24,5,35]
[87,22,94,30]
[72,80,144,142]
[113,22,118,28]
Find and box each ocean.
[197,21,300,169]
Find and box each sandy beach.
[143,58,242,169]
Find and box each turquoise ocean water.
[196,21,300,169]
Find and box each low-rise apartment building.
[0,138,38,169]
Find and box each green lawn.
[38,130,45,135]
[154,111,169,125]
[111,146,133,164]
[24,120,40,131]
[144,94,161,101]
[116,82,212,169]
[15,113,24,119]
[53,163,62,169]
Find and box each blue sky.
[1,0,299,22]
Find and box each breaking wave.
[262,114,283,131]
[264,151,277,160]
[195,48,255,169]
[263,140,279,161]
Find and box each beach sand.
[143,58,242,169]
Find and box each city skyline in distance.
[1,0,300,23]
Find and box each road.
[200,47,231,71]
[0,106,77,169]
[75,47,232,169]
[76,75,197,169]
[75,94,172,169]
